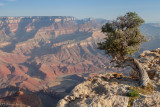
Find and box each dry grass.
[112,73,123,79]
[128,83,154,95]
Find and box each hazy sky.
[0,0,160,23]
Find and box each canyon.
[0,16,110,91]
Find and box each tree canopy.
[98,12,147,62]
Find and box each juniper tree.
[98,12,150,87]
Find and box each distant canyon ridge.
[0,16,160,91]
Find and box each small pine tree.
[98,12,150,86]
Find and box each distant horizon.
[0,16,159,23]
[0,0,160,23]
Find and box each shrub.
[127,90,139,97]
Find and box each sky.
[0,0,160,23]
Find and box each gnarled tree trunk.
[124,57,150,87]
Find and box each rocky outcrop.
[58,73,160,107]
[57,49,160,107]
[57,73,131,107]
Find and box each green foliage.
[127,90,139,97]
[98,12,147,62]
